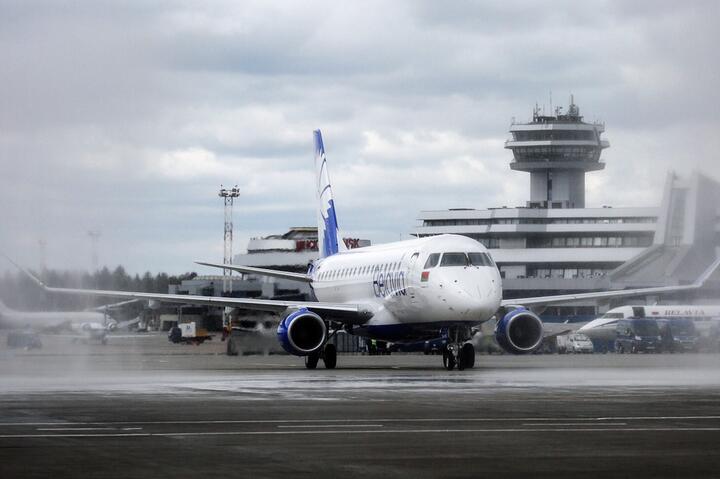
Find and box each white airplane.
[15,130,720,369]
[578,304,720,342]
[0,299,139,344]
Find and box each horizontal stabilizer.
[195,261,313,283]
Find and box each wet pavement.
[1,333,720,478]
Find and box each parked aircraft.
[12,130,720,369]
[0,299,138,344]
[578,304,720,342]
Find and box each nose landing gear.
[442,326,475,371]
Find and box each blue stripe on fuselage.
[355,321,478,342]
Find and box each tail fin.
[314,130,347,258]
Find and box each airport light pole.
[219,185,240,293]
[87,230,101,273]
[219,185,240,332]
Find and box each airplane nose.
[454,278,490,316]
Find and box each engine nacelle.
[277,308,327,356]
[495,307,544,354]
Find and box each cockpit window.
[423,253,441,269]
[467,252,495,267]
[440,252,468,267]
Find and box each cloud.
[1,1,718,274]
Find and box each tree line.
[0,266,197,311]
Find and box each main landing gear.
[305,340,338,370]
[442,326,475,371]
[304,321,340,370]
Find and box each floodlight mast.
[218,185,240,294]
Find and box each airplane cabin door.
[407,252,421,303]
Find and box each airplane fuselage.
[0,307,111,341]
[310,234,502,341]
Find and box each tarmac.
[1,333,720,478]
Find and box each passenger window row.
[317,261,404,281]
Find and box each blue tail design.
[314,130,346,258]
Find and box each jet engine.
[277,308,327,356]
[495,307,543,354]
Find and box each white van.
[557,333,594,354]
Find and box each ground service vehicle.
[657,318,699,353]
[168,322,212,345]
[6,331,42,349]
[557,333,594,354]
[615,318,662,353]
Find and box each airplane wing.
[87,298,141,312]
[502,256,720,308]
[194,261,313,283]
[542,321,582,339]
[13,262,371,325]
[40,286,370,323]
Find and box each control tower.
[505,96,609,209]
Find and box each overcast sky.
[1,0,719,275]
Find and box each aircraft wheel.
[226,337,239,356]
[322,343,337,369]
[442,349,456,371]
[616,343,623,354]
[459,343,475,369]
[305,352,319,369]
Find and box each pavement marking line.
[523,423,627,426]
[2,415,720,428]
[36,427,117,431]
[277,424,384,428]
[4,426,720,439]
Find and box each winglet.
[314,130,347,259]
[0,253,47,289]
[692,255,720,287]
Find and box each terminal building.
[416,98,720,320]
[173,227,369,301]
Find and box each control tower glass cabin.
[505,96,609,209]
